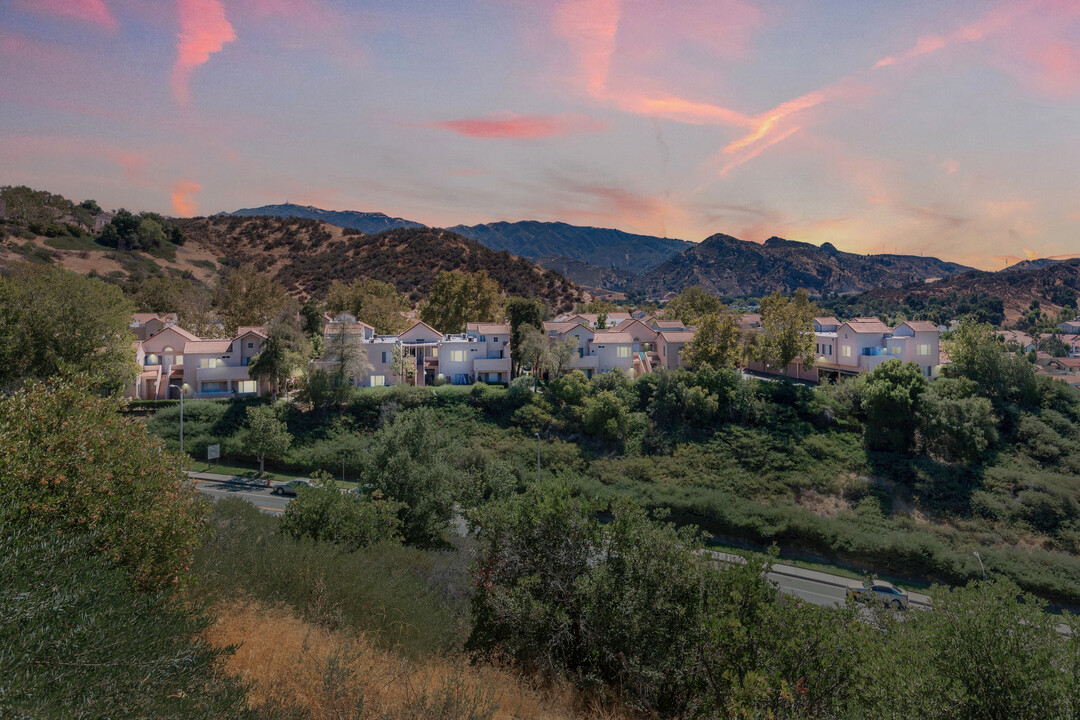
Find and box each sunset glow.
[2,0,1079,269]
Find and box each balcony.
[572,355,599,370]
[473,357,511,373]
[196,364,255,381]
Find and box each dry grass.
[206,601,630,720]
[796,489,851,519]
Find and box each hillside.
[176,216,583,309]
[533,255,638,290]
[446,220,692,274]
[627,234,974,299]
[227,203,424,233]
[865,257,1080,320]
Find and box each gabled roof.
[150,324,202,343]
[542,321,591,335]
[814,316,841,326]
[653,320,687,329]
[236,326,269,339]
[899,321,938,333]
[399,320,443,341]
[466,322,510,334]
[184,339,234,354]
[607,312,632,321]
[842,319,891,334]
[658,329,695,342]
[592,331,633,343]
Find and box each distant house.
[1036,356,1080,390]
[129,312,179,341]
[1059,317,1080,334]
[94,212,115,233]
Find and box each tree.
[1041,334,1070,358]
[683,312,742,370]
[361,408,453,546]
[324,279,409,335]
[245,405,292,475]
[299,296,325,336]
[541,337,578,378]
[247,314,311,401]
[390,344,416,385]
[663,286,722,326]
[862,360,929,453]
[516,324,548,378]
[419,269,503,334]
[0,263,138,395]
[0,377,206,591]
[212,267,291,336]
[506,297,546,376]
[944,319,1038,405]
[582,390,630,440]
[756,289,817,377]
[918,377,998,463]
[280,472,402,550]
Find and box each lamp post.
[534,432,540,484]
[169,383,184,456]
[973,551,987,581]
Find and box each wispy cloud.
[171,180,202,215]
[14,0,118,30]
[426,113,607,139]
[171,0,236,106]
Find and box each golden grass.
[205,600,630,720]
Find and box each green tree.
[918,377,998,463]
[0,263,138,395]
[1041,334,1070,358]
[582,390,629,440]
[756,289,817,377]
[663,286,722,326]
[683,312,742,370]
[245,405,292,475]
[0,377,206,591]
[390,344,417,385]
[862,360,929,453]
[419,269,503,334]
[516,323,548,378]
[324,279,410,335]
[944,319,1039,405]
[505,297,546,377]
[212,267,291,337]
[280,473,402,550]
[361,408,453,546]
[247,314,311,401]
[541,336,578,378]
[299,296,325,336]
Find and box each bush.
[280,473,403,550]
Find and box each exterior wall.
[655,336,689,369]
[590,341,634,373]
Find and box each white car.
[847,580,910,610]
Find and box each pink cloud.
[942,159,961,174]
[171,0,236,106]
[555,0,620,96]
[427,113,607,139]
[15,0,118,30]
[171,180,202,216]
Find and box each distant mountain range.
[224,203,976,298]
[227,204,424,234]
[627,234,974,299]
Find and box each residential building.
[556,312,632,329]
[1059,317,1080,334]
[125,320,271,399]
[542,318,692,377]
[130,312,179,341]
[1036,356,1080,390]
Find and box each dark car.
[273,479,312,496]
[847,580,909,610]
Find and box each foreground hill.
[227,203,424,234]
[445,220,693,275]
[177,216,583,309]
[864,257,1080,320]
[628,234,974,298]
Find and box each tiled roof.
[844,320,891,334]
[654,320,686,329]
[542,321,588,334]
[658,330,695,342]
[814,316,841,326]
[901,321,938,332]
[236,325,269,338]
[592,331,633,343]
[184,339,234,353]
[466,322,510,334]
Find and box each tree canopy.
[324,279,410,335]
[683,312,742,370]
[419,269,503,334]
[756,289,818,376]
[663,286,722,326]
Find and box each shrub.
[280,473,403,550]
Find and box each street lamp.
[973,551,987,581]
[534,432,540,484]
[169,383,184,456]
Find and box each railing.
[474,357,511,373]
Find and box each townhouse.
[126,321,271,399]
[541,317,695,377]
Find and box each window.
[841,346,852,358]
[236,380,256,394]
[145,354,160,366]
[199,358,221,369]
[431,347,438,358]
[616,346,630,358]
[247,342,254,349]
[479,335,485,342]
[201,381,226,393]
[492,336,499,342]
[917,344,931,356]
[578,347,584,358]
[370,375,385,387]
[175,354,183,365]
[381,351,387,364]
[450,349,466,362]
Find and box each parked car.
[847,580,909,610]
[273,479,312,496]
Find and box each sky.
[1,0,1079,269]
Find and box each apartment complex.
[313,314,513,387]
[744,316,943,381]
[542,316,695,378]
[125,315,272,399]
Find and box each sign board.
[207,444,220,461]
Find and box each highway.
[190,472,289,514]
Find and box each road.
[190,472,289,514]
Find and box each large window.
[616,346,630,358]
[917,344,931,356]
[841,346,853,358]
[370,375,385,387]
[200,381,226,393]
[449,349,466,362]
[199,358,222,369]
[236,380,256,394]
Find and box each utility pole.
[169,384,184,456]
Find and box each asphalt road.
[190,473,290,514]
